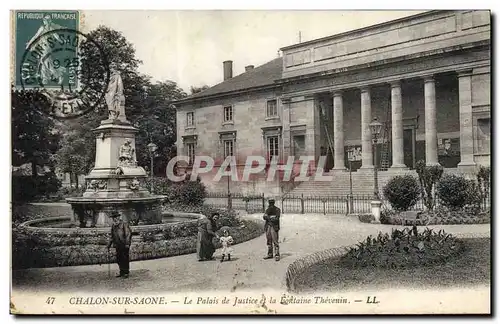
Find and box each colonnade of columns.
[327,72,475,171]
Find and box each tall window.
[267,136,279,160]
[476,118,491,154]
[223,105,233,122]
[186,112,194,127]
[223,140,234,158]
[186,143,195,165]
[266,99,278,117]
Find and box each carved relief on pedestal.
[86,179,108,191]
[128,178,141,191]
[97,180,107,190]
[117,139,137,167]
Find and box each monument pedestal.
[66,117,166,227]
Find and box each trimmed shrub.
[356,213,375,223]
[383,175,421,211]
[59,186,85,197]
[340,227,463,269]
[477,166,491,203]
[436,174,481,209]
[379,207,404,225]
[415,160,443,210]
[146,177,207,207]
[477,166,491,184]
[172,178,207,206]
[166,205,241,228]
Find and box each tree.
[133,80,187,175]
[190,85,209,95]
[55,122,95,187]
[79,25,146,115]
[11,87,61,176]
[54,26,187,177]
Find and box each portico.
[175,10,490,196]
[279,10,490,174]
[282,70,487,173]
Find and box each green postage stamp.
[12,10,110,118]
[14,11,80,89]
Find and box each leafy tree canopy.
[53,26,187,179]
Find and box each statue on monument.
[105,63,127,120]
[118,139,136,167]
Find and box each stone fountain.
[66,65,165,227]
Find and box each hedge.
[13,217,264,269]
[379,206,491,226]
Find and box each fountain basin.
[66,195,167,227]
[13,212,265,269]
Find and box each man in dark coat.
[263,199,281,261]
[107,211,132,278]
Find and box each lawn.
[293,238,491,293]
[12,204,73,227]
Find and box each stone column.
[424,76,439,166]
[332,91,346,170]
[281,98,291,162]
[359,87,373,170]
[457,70,476,171]
[304,95,318,159]
[389,81,407,170]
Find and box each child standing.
[219,229,234,262]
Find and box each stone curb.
[13,219,265,269]
[284,244,355,293]
[284,231,490,293]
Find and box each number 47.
[46,297,55,304]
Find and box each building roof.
[176,57,283,104]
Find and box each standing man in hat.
[107,211,132,278]
[263,199,281,261]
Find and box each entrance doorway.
[403,128,416,169]
[292,135,306,159]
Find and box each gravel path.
[12,213,490,294]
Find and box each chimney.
[223,60,233,81]
[245,65,254,72]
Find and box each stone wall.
[281,10,490,79]
[177,89,283,165]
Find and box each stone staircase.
[284,168,468,197]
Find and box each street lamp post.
[147,142,157,191]
[347,146,354,214]
[369,117,383,223]
[226,165,232,210]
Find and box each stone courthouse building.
[174,10,491,195]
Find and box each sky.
[82,10,426,93]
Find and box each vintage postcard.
[10,9,491,315]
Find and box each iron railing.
[204,190,490,215]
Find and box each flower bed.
[354,207,491,226]
[290,237,490,293]
[379,206,491,226]
[340,227,464,269]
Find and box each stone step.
[285,167,472,197]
